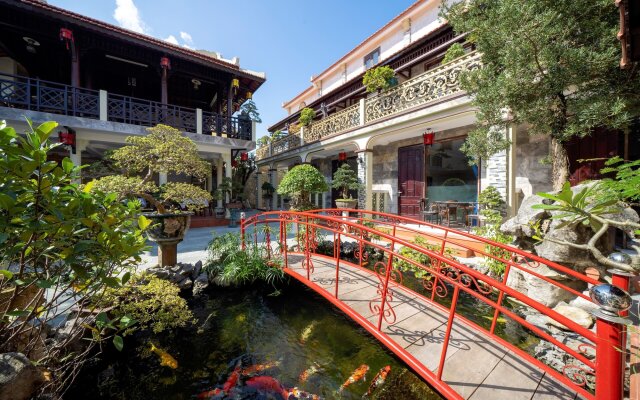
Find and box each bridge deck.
[285,254,582,400]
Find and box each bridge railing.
[241,209,627,400]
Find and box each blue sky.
[49,0,416,138]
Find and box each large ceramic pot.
[335,199,357,209]
[142,212,193,267]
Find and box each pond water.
[67,282,445,400]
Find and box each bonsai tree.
[299,107,316,127]
[363,65,397,92]
[238,99,262,123]
[277,164,328,211]
[262,181,275,197]
[332,163,362,200]
[91,124,212,214]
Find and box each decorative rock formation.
[546,302,594,330]
[146,260,205,295]
[506,264,587,308]
[0,353,45,400]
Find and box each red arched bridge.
[240,209,629,400]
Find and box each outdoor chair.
[420,198,439,224]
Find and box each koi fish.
[363,366,390,398]
[245,375,289,398]
[339,364,369,392]
[149,343,178,369]
[300,321,317,344]
[288,387,323,399]
[222,367,240,393]
[240,360,281,375]
[196,388,222,399]
[299,362,321,383]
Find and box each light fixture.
[105,54,148,68]
[192,78,201,90]
[23,37,39,54]
[240,152,248,162]
[338,152,347,162]
[160,56,171,70]
[423,129,435,146]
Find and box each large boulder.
[0,353,45,400]
[546,302,594,330]
[506,264,587,308]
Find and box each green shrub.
[394,237,453,279]
[332,164,362,199]
[475,186,512,276]
[277,164,328,211]
[363,66,396,92]
[299,107,316,126]
[441,42,466,65]
[98,275,194,335]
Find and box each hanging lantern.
[246,91,252,100]
[160,56,171,70]
[232,78,240,88]
[59,28,74,50]
[338,152,347,162]
[58,129,76,146]
[423,130,435,146]
[240,152,248,162]
[231,160,238,168]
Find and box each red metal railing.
[240,209,629,400]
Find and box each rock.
[501,194,548,238]
[180,263,195,276]
[0,353,45,400]
[193,261,203,278]
[546,302,594,330]
[192,273,209,296]
[506,265,587,308]
[177,277,193,290]
[455,257,489,275]
[569,292,599,314]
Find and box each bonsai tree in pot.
[331,163,362,209]
[261,181,275,211]
[91,124,212,267]
[277,164,328,211]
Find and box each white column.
[507,124,518,217]
[359,98,366,126]
[222,152,232,203]
[357,150,373,210]
[70,139,88,184]
[300,126,305,146]
[216,158,223,208]
[196,108,203,134]
[269,168,277,210]
[206,161,213,192]
[252,120,257,142]
[99,90,108,121]
[256,172,262,209]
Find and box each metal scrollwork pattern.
[364,52,482,123]
[423,276,448,298]
[305,104,360,142]
[368,261,403,325]
[442,265,493,295]
[511,253,543,270]
[271,134,301,156]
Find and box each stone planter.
[143,212,193,267]
[335,199,357,209]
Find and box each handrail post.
[283,215,289,269]
[335,232,341,298]
[590,283,632,400]
[437,286,460,379]
[305,216,310,280]
[240,213,246,251]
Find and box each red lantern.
[59,28,74,50]
[231,160,238,168]
[240,152,248,162]
[58,130,75,146]
[423,130,435,146]
[338,152,347,162]
[160,56,171,70]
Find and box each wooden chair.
[420,198,440,224]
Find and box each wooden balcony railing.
[255,51,482,161]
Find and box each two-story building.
[255,0,639,219]
[0,0,265,201]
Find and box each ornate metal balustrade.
[271,134,301,156]
[107,93,197,132]
[305,103,360,143]
[0,73,99,118]
[255,145,270,160]
[365,51,482,123]
[202,111,252,140]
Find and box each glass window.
[364,48,380,70]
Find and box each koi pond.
[67,282,446,400]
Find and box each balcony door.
[398,145,424,218]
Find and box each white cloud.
[113,0,148,34]
[180,31,193,44]
[164,35,179,45]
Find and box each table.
[432,201,477,227]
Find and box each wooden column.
[160,57,171,104]
[227,79,234,123]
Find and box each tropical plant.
[332,163,362,199]
[442,0,640,189]
[363,65,396,92]
[239,99,262,123]
[299,108,316,127]
[90,124,212,213]
[599,156,640,205]
[277,164,328,211]
[474,187,512,276]
[0,120,147,395]
[441,42,466,65]
[96,275,194,336]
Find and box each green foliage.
[478,186,505,211]
[441,42,466,65]
[232,153,257,199]
[600,157,640,204]
[442,0,639,171]
[394,237,453,279]
[474,187,511,276]
[272,130,286,140]
[91,124,211,212]
[363,66,396,93]
[299,108,316,127]
[261,181,275,196]
[98,275,194,335]
[277,164,328,210]
[239,99,262,123]
[331,164,362,199]
[205,233,285,289]
[257,135,271,148]
[0,120,147,390]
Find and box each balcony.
[0,73,253,141]
[256,51,482,161]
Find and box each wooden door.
[566,129,620,186]
[398,145,424,218]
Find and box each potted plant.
[91,124,212,267]
[261,181,275,211]
[363,65,397,93]
[332,163,362,209]
[276,164,328,211]
[299,107,316,127]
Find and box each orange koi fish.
[339,364,369,392]
[222,367,240,393]
[299,362,321,383]
[363,366,391,398]
[240,360,281,375]
[149,343,178,369]
[196,388,222,399]
[245,375,290,399]
[288,387,323,399]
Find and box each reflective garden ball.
[608,252,632,265]
[589,283,632,314]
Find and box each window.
[364,48,380,69]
